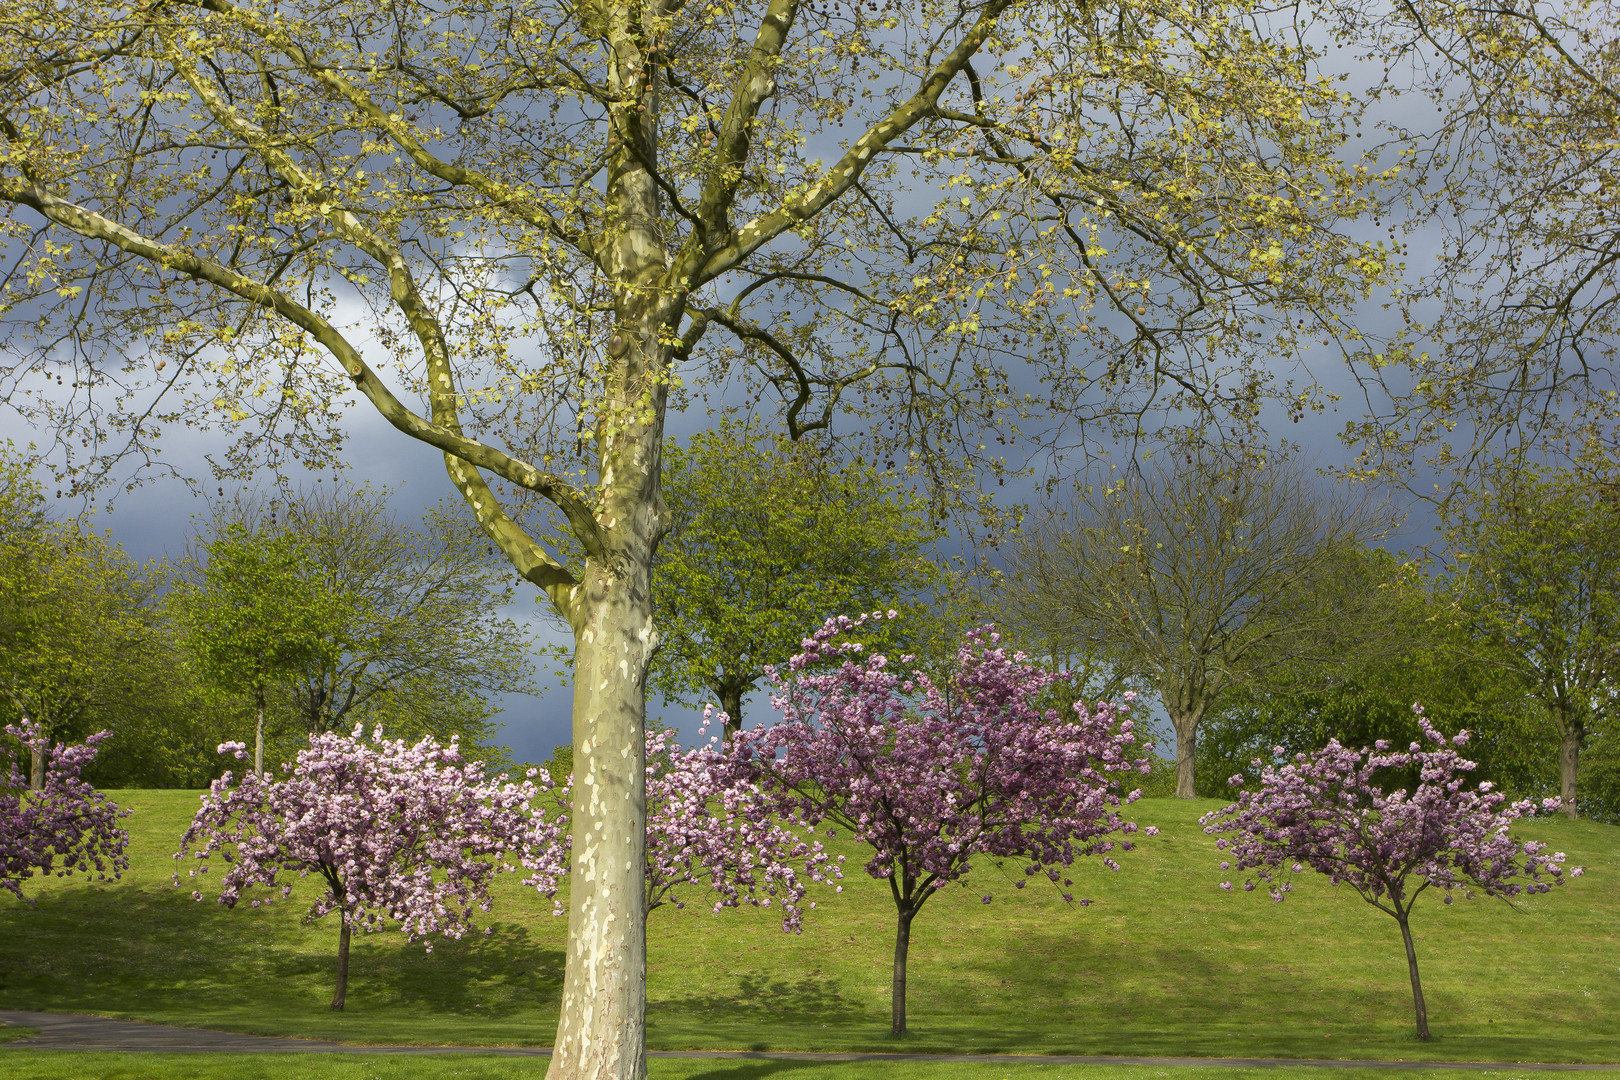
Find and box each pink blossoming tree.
[1,721,128,902]
[176,728,560,1010]
[527,724,840,933]
[1201,706,1582,1041]
[732,614,1155,1036]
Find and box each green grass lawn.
[0,792,1614,1062]
[2,1060,1617,1080]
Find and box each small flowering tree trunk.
[891,901,917,1036]
[1393,904,1429,1041]
[888,872,934,1037]
[332,912,352,1012]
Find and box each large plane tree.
[0,1,1389,1074]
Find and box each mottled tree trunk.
[253,682,266,780]
[545,127,669,1074]
[1558,721,1582,819]
[29,742,45,791]
[331,913,351,1012]
[546,555,657,1080]
[1395,910,1428,1041]
[891,905,915,1037]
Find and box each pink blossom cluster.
[732,614,1155,904]
[1201,705,1582,905]
[524,725,841,932]
[176,727,558,947]
[1,721,129,902]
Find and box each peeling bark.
[547,556,657,1080]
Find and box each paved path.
[2,1010,1615,1070]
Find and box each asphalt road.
[1,1011,1614,1070]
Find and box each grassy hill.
[0,791,1614,1062]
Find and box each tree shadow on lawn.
[338,923,564,1018]
[658,1063,825,1080]
[651,972,865,1051]
[656,972,857,1025]
[0,883,563,1022]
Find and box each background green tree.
[254,486,534,763]
[171,521,349,779]
[1000,453,1396,799]
[1442,460,1620,818]
[0,457,158,788]
[650,419,950,742]
[1196,549,1559,799]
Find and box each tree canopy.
[1000,453,1395,798]
[171,519,349,778]
[651,419,946,740]
[1340,1,1620,480]
[0,458,159,787]
[1442,460,1620,818]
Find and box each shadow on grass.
[337,923,564,1017]
[0,882,563,1022]
[650,972,869,1053]
[658,972,856,1024]
[661,1063,825,1080]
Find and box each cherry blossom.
[1202,705,1582,1041]
[1,721,128,902]
[731,614,1152,1036]
[524,725,840,933]
[176,727,557,1010]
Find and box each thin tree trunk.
[546,558,657,1080]
[254,682,266,780]
[1558,722,1582,819]
[29,742,45,791]
[1395,911,1429,1041]
[891,905,915,1037]
[719,685,744,746]
[331,913,351,1011]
